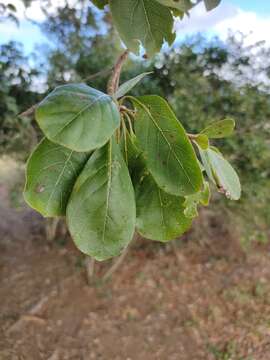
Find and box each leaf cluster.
[24,72,240,260]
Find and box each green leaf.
[201,118,235,139]
[191,134,209,149]
[24,138,89,217]
[132,95,203,196]
[204,0,221,11]
[109,0,175,57]
[199,148,241,200]
[66,139,136,261]
[184,181,210,219]
[91,0,108,9]
[36,84,120,152]
[155,0,194,11]
[115,72,152,99]
[136,170,192,241]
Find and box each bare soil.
[1,185,270,360]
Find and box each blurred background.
[0,1,270,359]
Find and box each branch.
[107,49,129,96]
[81,67,113,82]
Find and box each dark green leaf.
[201,118,235,139]
[24,138,89,217]
[109,0,175,57]
[199,147,241,200]
[155,0,194,11]
[204,0,221,11]
[132,95,203,196]
[116,72,152,99]
[67,139,136,261]
[36,84,120,152]
[91,0,108,9]
[136,170,192,241]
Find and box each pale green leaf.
[36,84,120,152]
[109,0,175,57]
[24,138,89,217]
[192,133,209,149]
[132,95,203,196]
[66,139,136,261]
[136,170,192,241]
[201,118,235,139]
[115,72,152,99]
[184,181,210,219]
[199,148,241,200]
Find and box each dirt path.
[1,189,270,360]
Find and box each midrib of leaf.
[101,140,113,245]
[141,0,156,51]
[158,188,166,238]
[133,98,195,191]
[53,93,108,138]
[45,150,73,214]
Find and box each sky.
[0,0,270,53]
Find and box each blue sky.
[0,0,270,53]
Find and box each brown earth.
[1,184,270,360]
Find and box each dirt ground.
[1,179,270,360]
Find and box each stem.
[121,115,128,163]
[123,112,135,137]
[107,49,129,96]
[187,133,197,140]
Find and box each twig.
[19,104,38,118]
[102,233,136,281]
[18,67,114,118]
[107,49,129,96]
[85,257,95,284]
[82,67,113,82]
[187,133,197,140]
[171,240,186,266]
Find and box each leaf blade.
[133,95,203,196]
[109,0,175,56]
[24,138,89,217]
[136,169,192,241]
[115,72,152,99]
[201,118,235,139]
[67,139,136,261]
[199,147,241,200]
[204,0,221,11]
[36,84,120,152]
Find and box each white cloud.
[174,2,270,46]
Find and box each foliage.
[1,0,268,255]
[91,0,221,57]
[0,41,40,157]
[24,74,239,260]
